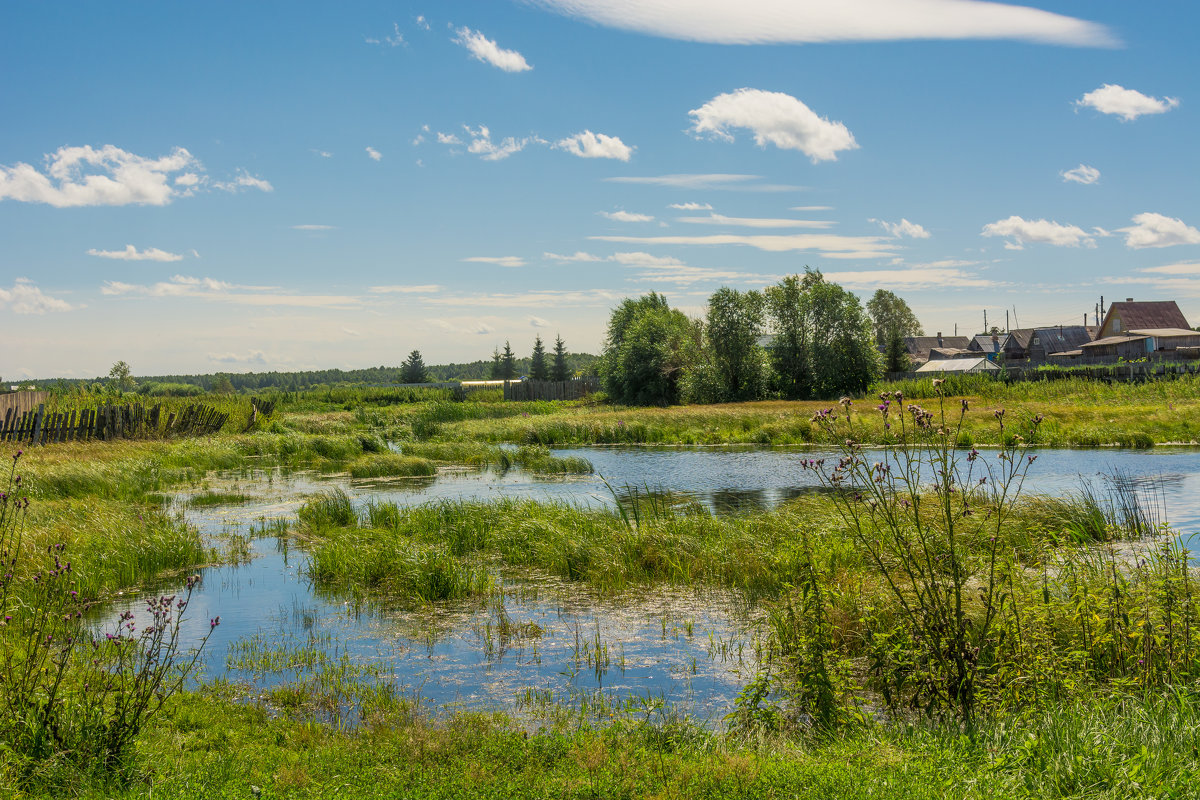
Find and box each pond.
[102,444,1200,727]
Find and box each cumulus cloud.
[1120,213,1200,249]
[554,130,634,161]
[678,213,833,229]
[87,245,185,262]
[463,255,527,268]
[600,210,655,222]
[365,147,383,161]
[437,132,463,145]
[452,26,532,72]
[1060,164,1100,185]
[212,169,273,193]
[0,278,77,314]
[1075,84,1179,121]
[981,215,1099,249]
[872,218,931,238]
[522,0,1116,46]
[689,89,858,163]
[0,145,201,207]
[463,126,541,160]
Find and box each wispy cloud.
[423,289,623,308]
[311,149,333,158]
[463,255,527,268]
[600,210,655,222]
[554,131,634,161]
[365,22,405,47]
[0,278,78,314]
[677,213,833,229]
[689,88,858,163]
[822,266,1000,289]
[430,317,497,335]
[212,169,273,193]
[590,232,897,259]
[528,316,551,328]
[209,350,268,364]
[462,125,542,160]
[1137,261,1200,276]
[1075,84,1179,121]
[605,173,802,192]
[292,224,337,231]
[368,284,443,293]
[365,146,382,161]
[981,215,1100,249]
[452,26,532,72]
[543,251,603,262]
[1061,164,1100,185]
[524,0,1116,46]
[872,218,931,238]
[100,274,360,308]
[1120,213,1200,249]
[669,202,712,211]
[87,245,185,262]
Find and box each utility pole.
[1005,309,1009,332]
[983,309,987,334]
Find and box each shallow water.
[100,444,1200,726]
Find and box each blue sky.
[2,0,1197,378]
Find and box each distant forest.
[22,353,600,393]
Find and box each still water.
[107,445,1200,726]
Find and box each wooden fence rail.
[0,402,229,446]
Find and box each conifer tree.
[400,350,429,384]
[551,334,569,381]
[501,341,516,380]
[489,348,503,379]
[529,335,548,381]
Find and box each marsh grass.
[347,454,437,479]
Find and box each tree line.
[599,270,923,405]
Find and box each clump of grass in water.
[348,454,436,479]
[512,444,593,474]
[188,489,250,507]
[298,489,357,529]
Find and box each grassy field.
[4,380,1200,797]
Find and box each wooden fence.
[0,391,49,421]
[0,402,229,446]
[502,378,600,402]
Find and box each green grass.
[347,454,437,479]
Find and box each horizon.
[3,1,1198,379]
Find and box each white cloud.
[678,212,833,229]
[523,0,1115,46]
[212,169,273,193]
[312,149,333,158]
[209,350,268,364]
[981,215,1097,249]
[605,173,801,191]
[430,317,497,335]
[791,205,833,211]
[1120,213,1200,249]
[0,145,199,207]
[452,26,532,72]
[366,146,382,161]
[544,251,603,262]
[424,289,623,308]
[669,202,712,210]
[689,89,858,163]
[463,125,541,160]
[87,245,185,262]
[368,284,443,293]
[529,316,551,328]
[1138,261,1200,276]
[463,255,527,268]
[600,210,654,222]
[437,132,463,145]
[342,328,361,337]
[823,266,999,289]
[415,15,430,30]
[554,130,634,161]
[100,274,360,308]
[591,232,896,259]
[0,278,77,314]
[1075,84,1179,121]
[1061,164,1100,185]
[292,224,337,231]
[872,218,931,238]
[609,252,686,267]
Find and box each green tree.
[211,373,235,394]
[107,360,135,392]
[529,336,548,381]
[489,348,502,380]
[600,293,694,405]
[866,289,924,347]
[807,276,880,398]
[885,328,911,373]
[551,335,570,381]
[400,350,429,384]
[765,272,818,400]
[703,287,769,402]
[501,341,516,380]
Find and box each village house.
[1077,300,1199,361]
[903,333,971,366]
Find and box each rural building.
[968,334,1007,360]
[1026,325,1096,362]
[1080,328,1200,360]
[1098,300,1191,338]
[914,357,1000,374]
[904,333,970,366]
